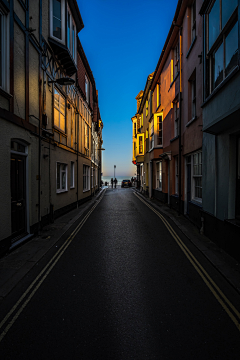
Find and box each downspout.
[76,109,79,208]
[178,27,182,216]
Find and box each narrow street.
[0,187,240,359]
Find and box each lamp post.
[114,165,116,179]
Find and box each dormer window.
[50,0,65,44]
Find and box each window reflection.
[209,0,220,49]
[222,0,237,29]
[225,22,238,77]
[212,43,223,89]
[53,0,61,39]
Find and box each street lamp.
[48,77,75,85]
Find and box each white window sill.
[56,189,68,194]
[155,188,163,192]
[191,198,202,205]
[83,189,90,193]
[70,186,75,189]
[186,116,197,127]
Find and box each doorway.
[186,155,191,215]
[11,141,27,241]
[236,137,240,220]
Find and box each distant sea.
[102,175,134,185]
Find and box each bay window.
[207,0,238,94]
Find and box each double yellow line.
[134,191,240,332]
[0,190,106,343]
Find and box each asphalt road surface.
[0,187,240,359]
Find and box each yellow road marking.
[134,192,240,331]
[0,190,106,343]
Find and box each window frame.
[54,87,66,132]
[70,161,75,188]
[193,151,202,202]
[173,97,180,137]
[50,0,66,45]
[157,115,163,146]
[85,75,90,104]
[191,0,196,43]
[0,8,10,93]
[139,134,144,155]
[175,156,179,195]
[206,0,238,94]
[156,161,162,191]
[174,42,180,77]
[56,162,68,193]
[83,164,90,192]
[150,119,154,150]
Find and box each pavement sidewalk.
[0,188,106,300]
[134,188,240,295]
[0,186,239,301]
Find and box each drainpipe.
[29,114,41,234]
[76,110,79,208]
[178,27,183,216]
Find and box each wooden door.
[11,154,26,239]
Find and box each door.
[11,154,27,240]
[187,156,191,215]
[236,138,240,220]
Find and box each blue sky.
[77,0,178,177]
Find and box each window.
[67,7,76,61]
[191,0,196,42]
[193,151,202,200]
[156,162,162,191]
[54,88,65,132]
[174,97,180,137]
[67,10,71,49]
[139,135,143,154]
[157,82,161,108]
[83,165,90,191]
[84,122,89,156]
[85,76,89,103]
[174,42,180,77]
[157,115,163,146]
[207,0,238,93]
[134,122,136,136]
[56,163,67,192]
[70,161,74,188]
[50,0,65,43]
[146,100,148,117]
[175,156,179,195]
[91,167,93,188]
[0,9,9,92]
[189,72,196,120]
[150,119,154,149]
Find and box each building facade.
[0,0,103,256]
[132,0,240,261]
[200,0,240,260]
